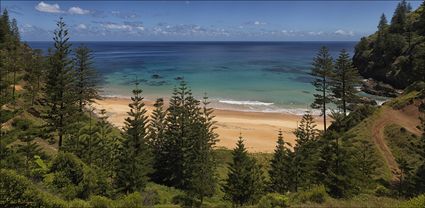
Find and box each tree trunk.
[323,77,327,133]
[12,66,16,101]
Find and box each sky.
[1,1,422,41]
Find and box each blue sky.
[1,1,422,41]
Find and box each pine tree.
[45,18,76,149]
[95,109,120,176]
[115,85,152,194]
[378,13,388,31]
[73,45,100,111]
[294,112,318,146]
[315,132,360,198]
[23,49,45,106]
[159,81,194,188]
[148,98,167,183]
[17,133,42,175]
[413,110,425,194]
[310,46,333,133]
[396,157,413,197]
[0,9,11,45]
[416,1,425,36]
[269,130,292,194]
[77,106,100,166]
[159,80,203,190]
[354,140,377,187]
[222,136,264,207]
[331,49,361,116]
[390,0,409,33]
[292,112,319,191]
[188,94,218,204]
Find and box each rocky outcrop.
[361,79,403,98]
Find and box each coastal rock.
[151,74,162,79]
[348,97,377,111]
[361,78,401,98]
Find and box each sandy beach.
[93,97,326,152]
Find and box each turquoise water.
[29,41,361,114]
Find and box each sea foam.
[219,100,274,106]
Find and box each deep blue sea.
[28,41,366,114]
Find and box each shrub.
[0,109,15,123]
[291,185,328,204]
[89,195,113,208]
[50,152,84,186]
[374,184,391,197]
[400,194,425,208]
[68,199,91,208]
[117,192,143,208]
[172,194,201,207]
[0,169,67,207]
[11,118,32,131]
[145,182,183,204]
[257,193,289,208]
[142,189,160,206]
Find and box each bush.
[11,118,32,131]
[257,193,289,208]
[89,195,113,208]
[116,192,143,208]
[0,169,67,207]
[142,189,160,206]
[145,182,183,204]
[50,152,84,186]
[172,194,201,207]
[291,185,328,204]
[374,184,391,197]
[0,109,15,123]
[68,199,91,208]
[400,194,425,208]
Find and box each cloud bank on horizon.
[3,1,421,41]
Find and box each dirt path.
[371,105,421,180]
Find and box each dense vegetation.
[1,1,425,207]
[353,0,425,88]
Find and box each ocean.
[28,41,374,115]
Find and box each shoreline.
[93,96,326,152]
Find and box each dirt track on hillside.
[371,104,422,180]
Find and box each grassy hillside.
[347,88,423,181]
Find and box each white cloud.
[308,31,324,36]
[68,7,90,15]
[35,1,63,13]
[104,23,132,30]
[334,29,354,36]
[76,24,87,30]
[35,2,90,15]
[254,20,266,25]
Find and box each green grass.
[346,107,393,181]
[292,194,404,208]
[387,90,420,110]
[384,124,422,170]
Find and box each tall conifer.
[222,136,264,207]
[115,84,152,193]
[269,130,292,194]
[311,46,333,133]
[331,49,361,116]
[45,18,76,149]
[73,45,100,111]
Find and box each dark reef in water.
[248,60,281,65]
[147,80,169,86]
[262,66,305,74]
[151,74,163,79]
[291,76,313,83]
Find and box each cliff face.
[352,2,425,89]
